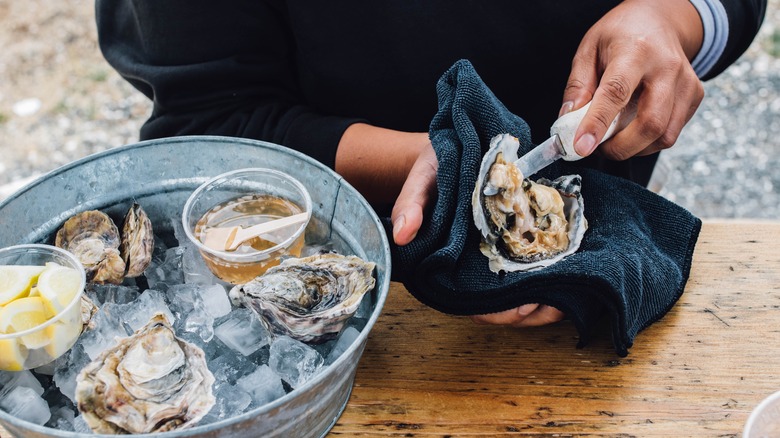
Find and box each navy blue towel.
[388,60,701,356]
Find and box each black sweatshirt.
[96,0,766,187]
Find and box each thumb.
[391,145,438,246]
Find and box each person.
[96,0,766,327]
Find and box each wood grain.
[330,220,780,436]
[1,221,777,437]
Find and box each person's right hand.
[391,141,438,246]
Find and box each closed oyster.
[229,253,376,344]
[472,133,587,273]
[55,210,126,284]
[120,203,154,278]
[75,313,215,434]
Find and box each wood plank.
[331,221,780,436]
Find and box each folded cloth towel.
[388,60,701,356]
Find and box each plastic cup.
[744,390,780,437]
[182,168,312,284]
[0,244,86,371]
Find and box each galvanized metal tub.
[0,135,391,438]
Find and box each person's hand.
[562,0,705,160]
[391,141,438,246]
[470,304,564,327]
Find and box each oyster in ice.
[55,210,126,284]
[55,204,154,284]
[75,313,215,434]
[229,253,376,343]
[472,133,587,273]
[120,203,154,278]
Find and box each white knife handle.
[551,101,624,161]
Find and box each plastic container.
[744,390,780,438]
[182,168,312,284]
[0,244,86,371]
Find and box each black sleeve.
[702,0,768,80]
[95,0,363,169]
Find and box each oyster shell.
[120,203,154,278]
[55,204,154,284]
[75,313,215,434]
[229,253,376,343]
[472,133,587,273]
[55,210,126,284]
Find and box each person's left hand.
[391,141,438,246]
[470,304,564,327]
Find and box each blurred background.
[0,0,778,218]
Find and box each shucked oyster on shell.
[472,133,587,273]
[75,313,215,434]
[229,253,376,344]
[55,203,153,284]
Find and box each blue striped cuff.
[688,0,729,78]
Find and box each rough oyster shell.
[120,203,154,278]
[472,133,587,273]
[55,210,126,284]
[75,313,215,434]
[229,253,376,344]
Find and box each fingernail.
[392,215,405,242]
[517,304,537,317]
[559,101,574,117]
[574,133,597,156]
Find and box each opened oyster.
[55,203,153,284]
[229,253,376,344]
[75,313,215,434]
[472,133,587,273]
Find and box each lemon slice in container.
[0,265,46,305]
[0,296,50,349]
[0,338,28,371]
[37,264,82,318]
[44,321,81,358]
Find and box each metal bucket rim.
[0,135,392,437]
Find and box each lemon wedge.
[0,296,50,349]
[0,265,46,305]
[0,338,28,371]
[37,264,82,319]
[44,320,81,358]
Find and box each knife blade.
[514,101,626,178]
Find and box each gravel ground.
[0,0,778,219]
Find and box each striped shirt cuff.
[688,0,730,78]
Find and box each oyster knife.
[514,101,624,178]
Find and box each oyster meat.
[55,203,154,284]
[229,253,376,344]
[75,313,215,434]
[472,133,587,273]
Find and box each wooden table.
[1,221,777,437]
[331,221,780,436]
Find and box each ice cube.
[236,365,285,407]
[326,326,361,364]
[53,343,90,404]
[73,415,93,434]
[0,370,44,398]
[47,405,76,431]
[214,308,270,356]
[145,246,185,291]
[79,303,130,360]
[123,289,175,332]
[0,386,51,426]
[268,336,324,389]
[201,384,253,424]
[182,244,220,286]
[167,284,214,342]
[86,284,141,306]
[199,284,232,318]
